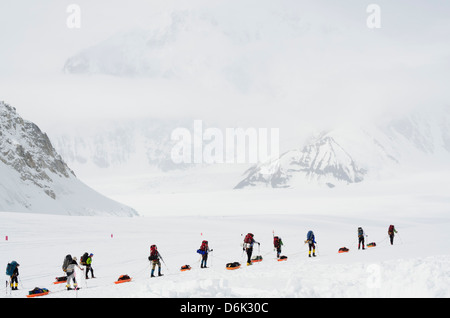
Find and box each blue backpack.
[307,231,314,241]
[6,261,18,276]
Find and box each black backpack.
[62,255,72,272]
[80,252,89,265]
[358,227,364,237]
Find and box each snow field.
[1,210,449,298]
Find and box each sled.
[26,291,50,298]
[180,265,191,272]
[53,276,67,284]
[338,247,349,253]
[251,255,263,263]
[226,262,241,270]
[27,288,49,298]
[114,275,132,284]
[367,242,376,248]
[278,256,288,261]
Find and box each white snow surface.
[1,203,449,298]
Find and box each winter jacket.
[66,260,81,273]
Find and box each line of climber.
[4,224,399,296]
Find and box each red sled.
[277,256,288,261]
[53,276,67,284]
[180,265,191,272]
[114,275,132,284]
[251,255,263,263]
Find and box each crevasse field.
[2,187,449,299]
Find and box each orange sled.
[53,276,67,284]
[180,265,191,272]
[251,255,263,263]
[27,288,50,298]
[338,247,349,253]
[226,262,241,270]
[114,275,132,284]
[278,256,288,261]
[27,291,50,298]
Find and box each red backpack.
[388,225,394,234]
[244,233,253,244]
[149,245,158,260]
[200,240,208,251]
[273,236,280,248]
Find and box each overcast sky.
[1,0,449,137]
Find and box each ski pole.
[159,253,170,272]
[209,250,213,268]
[272,230,275,252]
[18,276,25,290]
[397,232,404,244]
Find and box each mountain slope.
[235,134,366,189]
[235,107,450,189]
[0,101,138,216]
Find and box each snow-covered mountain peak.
[235,106,450,189]
[0,101,75,198]
[235,132,366,189]
[0,101,138,216]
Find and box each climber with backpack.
[388,225,398,245]
[80,253,95,279]
[148,245,163,277]
[243,233,260,266]
[358,227,366,250]
[273,236,283,259]
[6,261,20,290]
[305,230,316,257]
[197,240,213,268]
[62,255,84,290]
